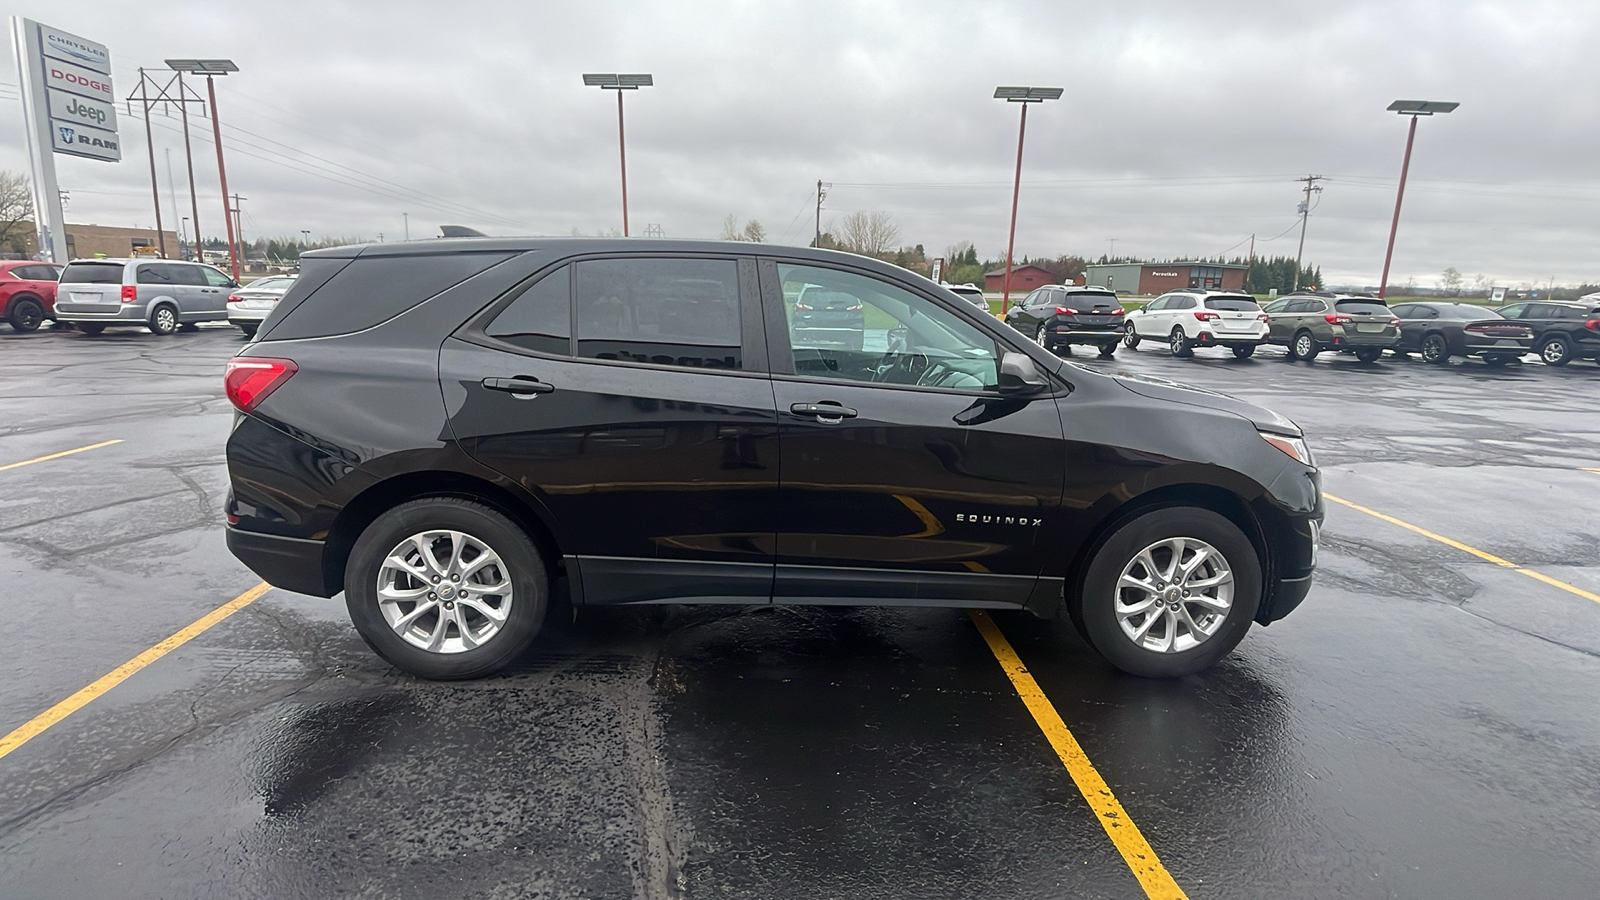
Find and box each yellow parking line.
[1324,493,1600,605]
[0,582,272,762]
[0,439,123,472]
[970,611,1188,900]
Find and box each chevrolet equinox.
[223,239,1321,679]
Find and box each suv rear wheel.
[1075,507,1261,678]
[344,497,548,679]
[1540,336,1573,366]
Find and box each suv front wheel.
[1075,507,1261,677]
[345,497,548,679]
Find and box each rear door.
[1333,298,1396,339]
[761,258,1065,607]
[57,261,126,312]
[1203,296,1261,336]
[442,254,780,605]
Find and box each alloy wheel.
[1422,335,1447,364]
[153,307,177,334]
[1541,339,1571,366]
[376,530,514,654]
[1114,536,1234,653]
[1295,333,1314,359]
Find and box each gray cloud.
[6,0,1598,286]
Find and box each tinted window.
[1260,298,1291,313]
[60,262,125,284]
[244,277,296,291]
[779,262,998,390]
[268,252,512,341]
[33,265,64,280]
[1334,300,1391,315]
[1145,297,1169,311]
[486,265,571,355]
[1391,304,1416,318]
[1549,305,1585,320]
[1065,292,1120,309]
[1440,305,1497,320]
[575,257,741,370]
[136,263,176,284]
[1170,296,1196,310]
[1496,303,1527,319]
[170,265,209,286]
[1205,297,1260,311]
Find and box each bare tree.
[0,171,34,253]
[834,211,900,258]
[719,214,741,241]
[1440,267,1463,295]
[741,220,766,243]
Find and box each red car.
[0,260,65,332]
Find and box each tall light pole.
[167,59,240,279]
[993,86,1063,311]
[1378,100,1458,299]
[583,74,653,237]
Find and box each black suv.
[1003,285,1125,357]
[224,240,1320,680]
[1491,300,1600,367]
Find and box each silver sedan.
[226,275,297,337]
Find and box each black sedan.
[1004,286,1126,356]
[223,238,1320,681]
[1390,302,1534,366]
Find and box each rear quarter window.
[60,262,126,284]
[262,252,513,341]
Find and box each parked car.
[1004,285,1125,356]
[1123,290,1268,359]
[1261,292,1401,362]
[1390,302,1534,365]
[941,282,991,313]
[789,281,866,350]
[226,275,298,338]
[1490,300,1600,367]
[0,261,64,332]
[224,239,1320,681]
[55,258,241,335]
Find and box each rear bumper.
[1464,339,1532,356]
[1326,330,1400,348]
[56,305,149,322]
[1050,327,1122,344]
[226,525,336,597]
[1192,330,1268,347]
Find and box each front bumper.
[226,525,335,597]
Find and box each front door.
[442,254,780,605]
[761,259,1066,607]
[199,265,237,317]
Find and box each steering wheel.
[915,359,959,388]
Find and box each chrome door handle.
[482,376,555,396]
[790,401,857,422]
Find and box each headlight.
[1261,431,1314,466]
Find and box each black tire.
[1169,327,1193,358]
[77,323,106,336]
[1483,354,1514,367]
[1034,324,1052,352]
[8,297,45,333]
[148,304,179,336]
[1539,336,1572,367]
[1421,333,1449,365]
[1291,330,1319,361]
[1232,345,1256,360]
[1353,347,1383,364]
[1123,323,1141,349]
[344,497,548,680]
[1098,342,1117,358]
[1075,507,1261,678]
[239,322,258,339]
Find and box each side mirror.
[998,351,1048,392]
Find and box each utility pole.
[1106,237,1117,260]
[133,69,168,258]
[175,72,203,261]
[403,212,409,242]
[230,194,247,271]
[815,180,829,247]
[1246,233,1256,292]
[1292,174,1325,290]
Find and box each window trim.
[456,251,767,379]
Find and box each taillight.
[1194,311,1219,322]
[120,285,136,303]
[1055,307,1078,315]
[224,357,297,413]
[1388,317,1401,326]
[1325,314,1353,325]
[1257,313,1270,322]
[1587,319,1600,331]
[794,301,812,311]
[846,302,863,312]
[226,294,243,304]
[1110,307,1125,316]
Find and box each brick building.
[1085,262,1249,296]
[5,222,180,261]
[983,264,1055,292]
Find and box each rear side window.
[136,263,175,284]
[1170,296,1196,310]
[574,257,741,370]
[266,252,512,341]
[61,262,125,284]
[486,265,571,355]
[1334,300,1390,315]
[1205,297,1259,311]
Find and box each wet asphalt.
[1,323,1597,899]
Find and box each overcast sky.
[6,0,1598,287]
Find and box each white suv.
[1123,290,1269,359]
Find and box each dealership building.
[1085,262,1249,296]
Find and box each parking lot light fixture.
[167,59,241,280]
[1378,100,1458,299]
[993,86,1063,311]
[583,74,653,237]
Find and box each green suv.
[1262,292,1401,363]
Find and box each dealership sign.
[46,85,117,131]
[20,20,119,162]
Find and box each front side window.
[202,266,236,288]
[486,265,571,356]
[1496,303,1527,319]
[575,257,741,370]
[778,263,999,391]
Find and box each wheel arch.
[323,469,566,599]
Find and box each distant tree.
[719,214,741,241]
[834,211,900,258]
[741,220,766,243]
[1440,267,1463,295]
[0,171,33,254]
[1472,273,1488,295]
